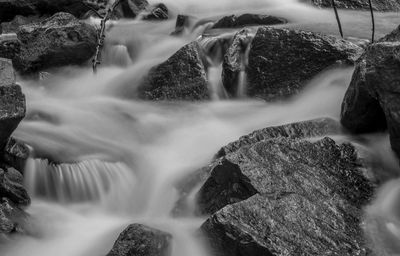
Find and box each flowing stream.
[2,0,400,255]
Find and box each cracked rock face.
[195,118,374,256]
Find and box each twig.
[92,0,122,73]
[368,0,375,42]
[331,0,344,38]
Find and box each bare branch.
[368,0,375,43]
[331,0,344,38]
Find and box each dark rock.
[138,42,209,101]
[115,0,149,19]
[143,3,169,21]
[0,0,99,23]
[1,15,48,34]
[212,14,287,29]
[107,224,172,256]
[1,137,30,172]
[341,33,400,157]
[0,198,27,234]
[0,58,16,87]
[197,137,374,255]
[171,15,190,36]
[246,27,363,101]
[222,29,252,97]
[0,35,21,60]
[13,12,97,74]
[0,167,30,206]
[308,0,400,12]
[0,59,26,146]
[217,117,341,158]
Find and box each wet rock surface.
[115,0,150,19]
[308,0,400,11]
[143,3,169,21]
[0,35,21,61]
[341,26,400,158]
[212,14,287,29]
[107,224,172,256]
[194,117,374,255]
[13,12,97,74]
[138,42,209,101]
[246,27,363,101]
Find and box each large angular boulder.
[212,14,287,29]
[197,136,374,255]
[115,0,149,19]
[142,3,169,21]
[13,12,97,74]
[138,42,209,101]
[341,28,400,157]
[245,27,362,101]
[308,0,400,11]
[107,224,172,256]
[0,58,25,146]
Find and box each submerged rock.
[13,12,97,74]
[138,42,209,101]
[107,224,172,256]
[341,30,400,157]
[308,0,400,11]
[246,27,363,101]
[212,14,287,29]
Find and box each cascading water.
[2,0,400,255]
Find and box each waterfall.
[24,159,137,211]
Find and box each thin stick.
[368,0,375,42]
[331,0,344,38]
[92,0,121,73]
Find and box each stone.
[212,14,287,29]
[13,12,97,74]
[138,41,209,101]
[1,15,48,34]
[107,224,172,256]
[341,38,400,157]
[308,0,400,11]
[0,198,27,234]
[0,167,30,206]
[221,29,252,97]
[143,3,169,21]
[115,0,149,19]
[197,137,374,255]
[246,27,363,101]
[0,34,21,60]
[171,15,190,36]
[0,58,16,87]
[1,137,30,172]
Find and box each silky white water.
[1,0,400,255]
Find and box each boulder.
[0,167,30,206]
[341,34,400,157]
[0,0,100,23]
[1,15,47,34]
[107,224,172,256]
[0,198,27,234]
[171,15,190,36]
[1,137,30,172]
[138,42,209,101]
[13,12,97,74]
[197,137,374,255]
[221,29,252,97]
[143,3,169,21]
[115,0,149,19]
[308,0,400,12]
[212,14,287,29]
[0,59,26,146]
[245,27,363,101]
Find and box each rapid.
[1,0,400,255]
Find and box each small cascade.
[236,42,251,98]
[105,44,133,67]
[24,158,137,210]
